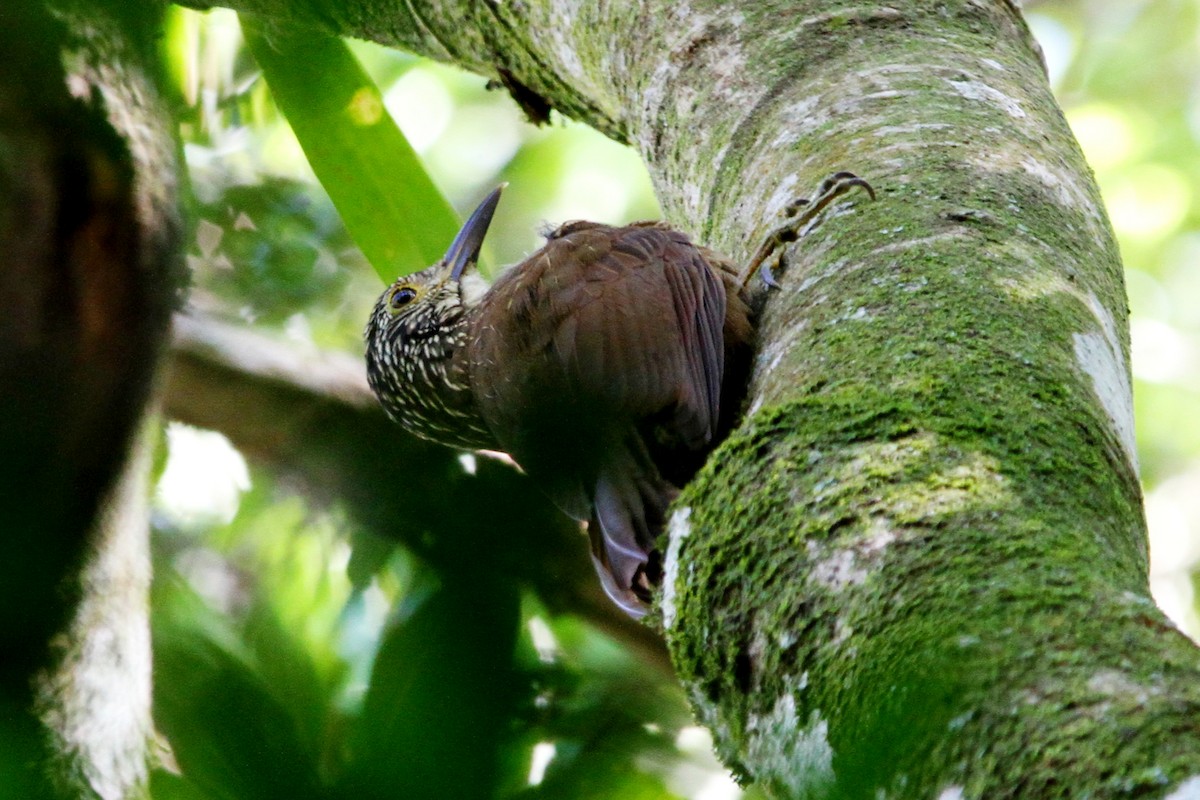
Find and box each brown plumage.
[365,187,752,616]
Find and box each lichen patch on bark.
[661,506,693,630]
[1074,330,1138,475]
[1165,776,1200,800]
[745,692,834,799]
[946,78,1027,118]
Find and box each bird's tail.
[587,437,675,618]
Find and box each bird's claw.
[759,260,782,289]
[742,171,876,290]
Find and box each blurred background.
[150,1,1200,797]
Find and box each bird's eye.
[388,285,418,312]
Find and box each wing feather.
[467,222,730,594]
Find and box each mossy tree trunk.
[168,0,1200,796]
[1,0,181,797]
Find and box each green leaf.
[339,573,521,799]
[152,599,325,800]
[241,18,459,283]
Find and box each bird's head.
[364,186,503,448]
[365,185,502,351]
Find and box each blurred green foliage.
[150,1,1200,798]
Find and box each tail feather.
[587,439,675,617]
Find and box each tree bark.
[179,0,1200,796]
[0,0,181,796]
[36,419,158,800]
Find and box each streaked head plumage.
[363,186,505,450]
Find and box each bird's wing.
[481,223,727,447]
[469,223,730,614]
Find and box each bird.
[365,186,753,617]
[365,175,872,617]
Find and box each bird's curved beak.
[445,184,504,281]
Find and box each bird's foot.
[741,171,876,289]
